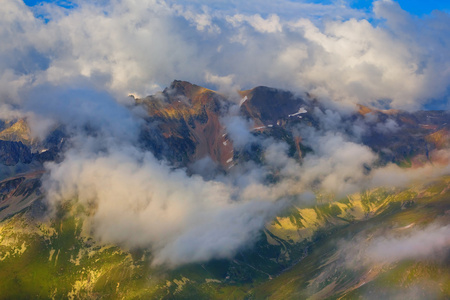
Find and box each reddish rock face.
[136,81,314,169]
[136,81,450,171]
[426,129,450,149]
[0,81,448,209]
[137,80,236,169]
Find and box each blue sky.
[350,0,450,15]
[23,0,77,9]
[24,0,450,16]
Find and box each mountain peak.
[0,119,33,146]
[166,80,215,102]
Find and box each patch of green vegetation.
[360,188,392,211]
[0,204,166,299]
[285,208,305,228]
[252,177,450,299]
[397,157,412,168]
[0,177,449,299]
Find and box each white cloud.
[226,14,282,33]
[221,107,256,148]
[367,223,450,263]
[375,118,400,134]
[340,222,450,270]
[44,143,283,267]
[205,72,240,96]
[0,0,448,109]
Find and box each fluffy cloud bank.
[44,143,283,267]
[1,0,449,109]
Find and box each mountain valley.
[0,81,449,299]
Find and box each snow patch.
[239,96,248,106]
[288,107,307,117]
[253,126,267,130]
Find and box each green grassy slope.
[0,177,449,299]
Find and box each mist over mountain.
[0,0,449,298]
[0,79,449,298]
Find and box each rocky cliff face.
[135,81,450,170]
[137,80,235,168]
[239,86,311,126]
[0,140,32,166]
[1,81,447,173]
[0,118,65,170]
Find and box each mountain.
[0,173,448,299]
[0,81,449,299]
[138,80,449,170]
[137,80,234,168]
